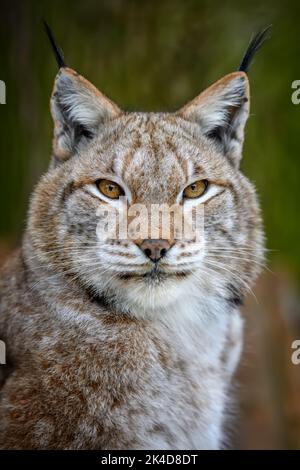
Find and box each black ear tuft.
[238,25,271,73]
[43,20,66,69]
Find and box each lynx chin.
[0,24,268,449]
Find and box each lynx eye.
[96,179,125,199]
[183,179,209,199]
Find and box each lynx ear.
[177,72,249,166]
[51,67,122,162]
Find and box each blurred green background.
[0,0,300,449]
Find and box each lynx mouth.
[117,268,191,282]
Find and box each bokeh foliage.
[1,0,300,280]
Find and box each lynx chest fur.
[0,255,243,449]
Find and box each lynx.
[0,26,268,449]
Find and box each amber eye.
[96,179,125,199]
[183,179,208,199]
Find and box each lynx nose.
[140,239,171,263]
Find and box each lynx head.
[25,28,267,318]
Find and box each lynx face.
[25,67,264,317]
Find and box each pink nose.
[139,239,171,263]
